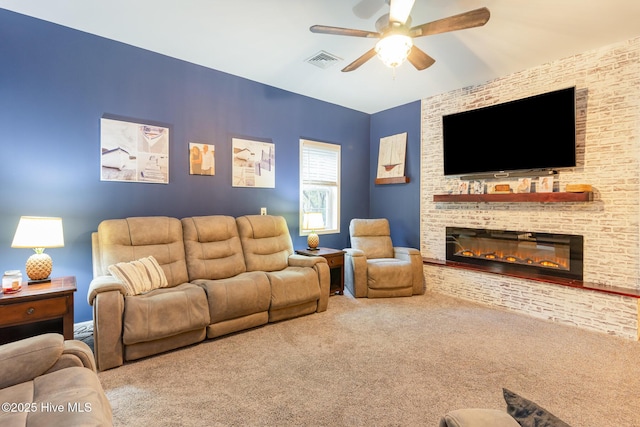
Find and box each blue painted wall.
[0,9,377,323]
[369,101,422,249]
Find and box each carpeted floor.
[85,291,640,426]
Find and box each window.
[300,139,341,235]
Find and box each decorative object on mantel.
[375,132,409,185]
[565,184,592,193]
[487,182,513,194]
[536,175,554,193]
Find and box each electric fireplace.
[446,227,583,281]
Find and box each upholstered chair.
[344,218,424,298]
[0,333,113,426]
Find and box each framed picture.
[516,178,532,193]
[189,143,215,175]
[376,132,407,179]
[100,118,169,184]
[537,176,554,193]
[232,138,275,188]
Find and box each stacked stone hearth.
[421,37,640,340]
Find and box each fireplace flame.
[453,249,568,270]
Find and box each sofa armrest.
[288,255,330,312]
[0,333,64,389]
[440,409,520,427]
[288,254,326,268]
[87,275,127,306]
[46,340,97,373]
[344,248,368,298]
[394,247,425,295]
[92,289,125,371]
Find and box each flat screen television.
[442,87,576,177]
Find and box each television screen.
[442,87,576,176]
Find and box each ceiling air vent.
[305,50,342,69]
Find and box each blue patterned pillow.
[503,388,571,427]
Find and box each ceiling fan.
[310,0,490,72]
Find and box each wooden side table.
[296,247,345,295]
[0,276,76,345]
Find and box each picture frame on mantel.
[375,132,409,185]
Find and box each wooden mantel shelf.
[433,191,593,203]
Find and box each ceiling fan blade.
[342,48,377,72]
[389,0,415,24]
[352,0,386,19]
[407,46,436,70]
[310,25,379,38]
[410,7,490,38]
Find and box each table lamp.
[303,212,325,250]
[11,216,64,282]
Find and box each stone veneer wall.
[421,37,640,340]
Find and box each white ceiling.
[2,0,639,113]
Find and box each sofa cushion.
[182,216,247,280]
[97,216,189,286]
[366,258,412,290]
[236,215,293,272]
[267,267,321,310]
[123,283,210,345]
[108,256,169,296]
[193,271,271,323]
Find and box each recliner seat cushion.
[123,283,210,345]
[193,271,271,323]
[366,258,412,290]
[268,267,321,310]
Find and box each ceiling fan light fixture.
[375,34,413,68]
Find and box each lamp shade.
[302,212,325,231]
[11,216,64,249]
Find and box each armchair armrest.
[393,247,421,257]
[344,248,368,298]
[0,334,64,389]
[393,247,425,295]
[46,340,97,373]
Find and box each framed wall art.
[232,138,275,188]
[100,117,169,184]
[375,132,409,184]
[189,142,215,176]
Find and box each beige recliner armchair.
[344,218,424,298]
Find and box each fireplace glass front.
[446,227,583,281]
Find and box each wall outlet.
[260,207,267,215]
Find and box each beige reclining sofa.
[89,215,329,371]
[0,333,113,426]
